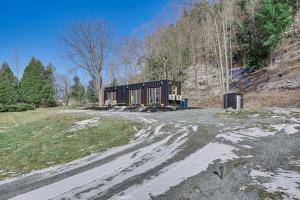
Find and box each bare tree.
[200,0,237,94]
[55,73,71,105]
[116,36,144,83]
[61,19,110,106]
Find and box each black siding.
[223,93,243,109]
[104,80,181,106]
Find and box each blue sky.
[0,0,170,81]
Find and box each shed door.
[236,95,241,110]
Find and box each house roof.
[104,79,180,90]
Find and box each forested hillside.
[113,0,299,106]
[233,9,300,108]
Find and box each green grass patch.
[0,113,138,180]
[0,107,75,129]
[258,189,285,200]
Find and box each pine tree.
[42,63,56,106]
[19,58,46,107]
[71,75,85,104]
[237,0,294,68]
[257,0,293,49]
[0,62,18,105]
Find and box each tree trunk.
[222,16,230,94]
[65,96,70,105]
[98,88,103,106]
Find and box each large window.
[130,89,141,105]
[148,87,161,105]
[107,92,116,103]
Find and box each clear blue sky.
[0,0,170,80]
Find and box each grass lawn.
[0,108,138,180]
[0,106,70,129]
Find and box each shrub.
[0,104,35,112]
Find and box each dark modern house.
[104,80,182,107]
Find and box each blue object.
[181,98,188,109]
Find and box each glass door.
[148,87,161,105]
[130,89,141,106]
[107,92,116,104]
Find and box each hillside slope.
[182,10,300,109]
[234,11,300,108]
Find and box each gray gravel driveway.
[0,108,299,200]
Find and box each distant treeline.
[0,57,100,111]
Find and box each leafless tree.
[118,36,144,83]
[55,73,71,105]
[61,19,110,106]
[198,0,237,94]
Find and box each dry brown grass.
[192,87,300,109]
[244,88,300,109]
[192,96,223,108]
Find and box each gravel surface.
[0,108,299,200]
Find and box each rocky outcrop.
[182,64,220,105]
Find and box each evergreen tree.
[19,58,46,107]
[257,0,293,49]
[0,62,18,105]
[71,75,85,104]
[42,63,56,106]
[237,0,294,68]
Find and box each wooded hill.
[126,0,299,106]
[140,0,298,82]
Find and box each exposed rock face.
[265,79,300,90]
[182,64,220,105]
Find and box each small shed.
[223,93,243,110]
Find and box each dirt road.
[0,108,299,200]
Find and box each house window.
[130,89,141,105]
[107,92,116,103]
[148,87,161,105]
